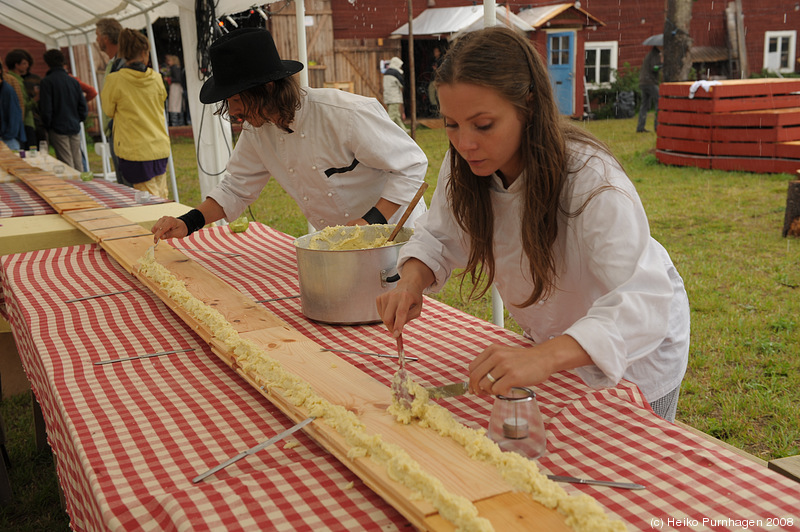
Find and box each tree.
[662,0,694,82]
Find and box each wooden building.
[3,1,798,121]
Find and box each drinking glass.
[39,140,48,156]
[488,387,547,459]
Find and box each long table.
[2,223,798,531]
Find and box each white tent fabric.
[0,1,260,49]
[0,0,289,200]
[391,5,531,39]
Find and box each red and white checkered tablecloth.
[2,223,798,532]
[0,180,169,218]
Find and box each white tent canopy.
[0,0,307,201]
[391,5,532,39]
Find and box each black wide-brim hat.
[199,28,304,104]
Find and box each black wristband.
[177,209,206,235]
[362,206,387,225]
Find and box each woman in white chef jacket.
[376,27,690,422]
[152,28,427,241]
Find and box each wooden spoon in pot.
[388,182,429,242]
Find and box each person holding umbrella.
[637,40,662,133]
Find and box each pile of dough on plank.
[138,248,625,532]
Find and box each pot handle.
[381,269,401,287]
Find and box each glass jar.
[488,387,547,459]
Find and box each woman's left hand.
[468,335,592,396]
[468,345,548,396]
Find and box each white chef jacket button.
[344,213,350,218]
[303,196,308,201]
[288,168,294,173]
[301,133,306,138]
[548,335,555,340]
[327,192,332,197]
[312,165,317,170]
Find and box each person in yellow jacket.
[100,29,170,199]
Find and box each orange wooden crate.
[657,79,800,174]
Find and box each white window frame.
[584,41,618,89]
[763,30,797,74]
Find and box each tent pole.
[407,0,416,139]
[177,5,233,203]
[484,1,504,328]
[484,0,496,26]
[295,0,309,87]
[142,9,180,203]
[84,32,112,181]
[65,36,90,173]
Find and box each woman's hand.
[375,258,434,337]
[151,216,188,242]
[468,335,593,396]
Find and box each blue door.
[547,32,574,115]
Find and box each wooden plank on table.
[97,234,572,530]
[768,455,800,484]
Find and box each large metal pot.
[293,225,414,324]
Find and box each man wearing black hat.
[152,28,427,241]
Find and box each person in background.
[39,49,88,171]
[151,28,427,243]
[0,62,26,150]
[383,56,408,133]
[164,54,185,126]
[3,49,36,148]
[636,46,661,133]
[376,27,690,423]
[95,17,128,185]
[427,45,444,116]
[101,29,170,199]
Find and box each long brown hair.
[216,75,303,132]
[118,29,149,63]
[436,26,615,307]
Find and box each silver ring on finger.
[486,372,496,384]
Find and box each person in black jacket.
[39,49,88,170]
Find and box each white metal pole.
[84,32,112,180]
[295,0,309,87]
[66,36,90,173]
[141,9,180,202]
[484,0,503,327]
[484,0,497,27]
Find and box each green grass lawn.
[2,113,798,528]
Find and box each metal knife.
[425,381,469,399]
[546,474,645,490]
[193,416,315,483]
